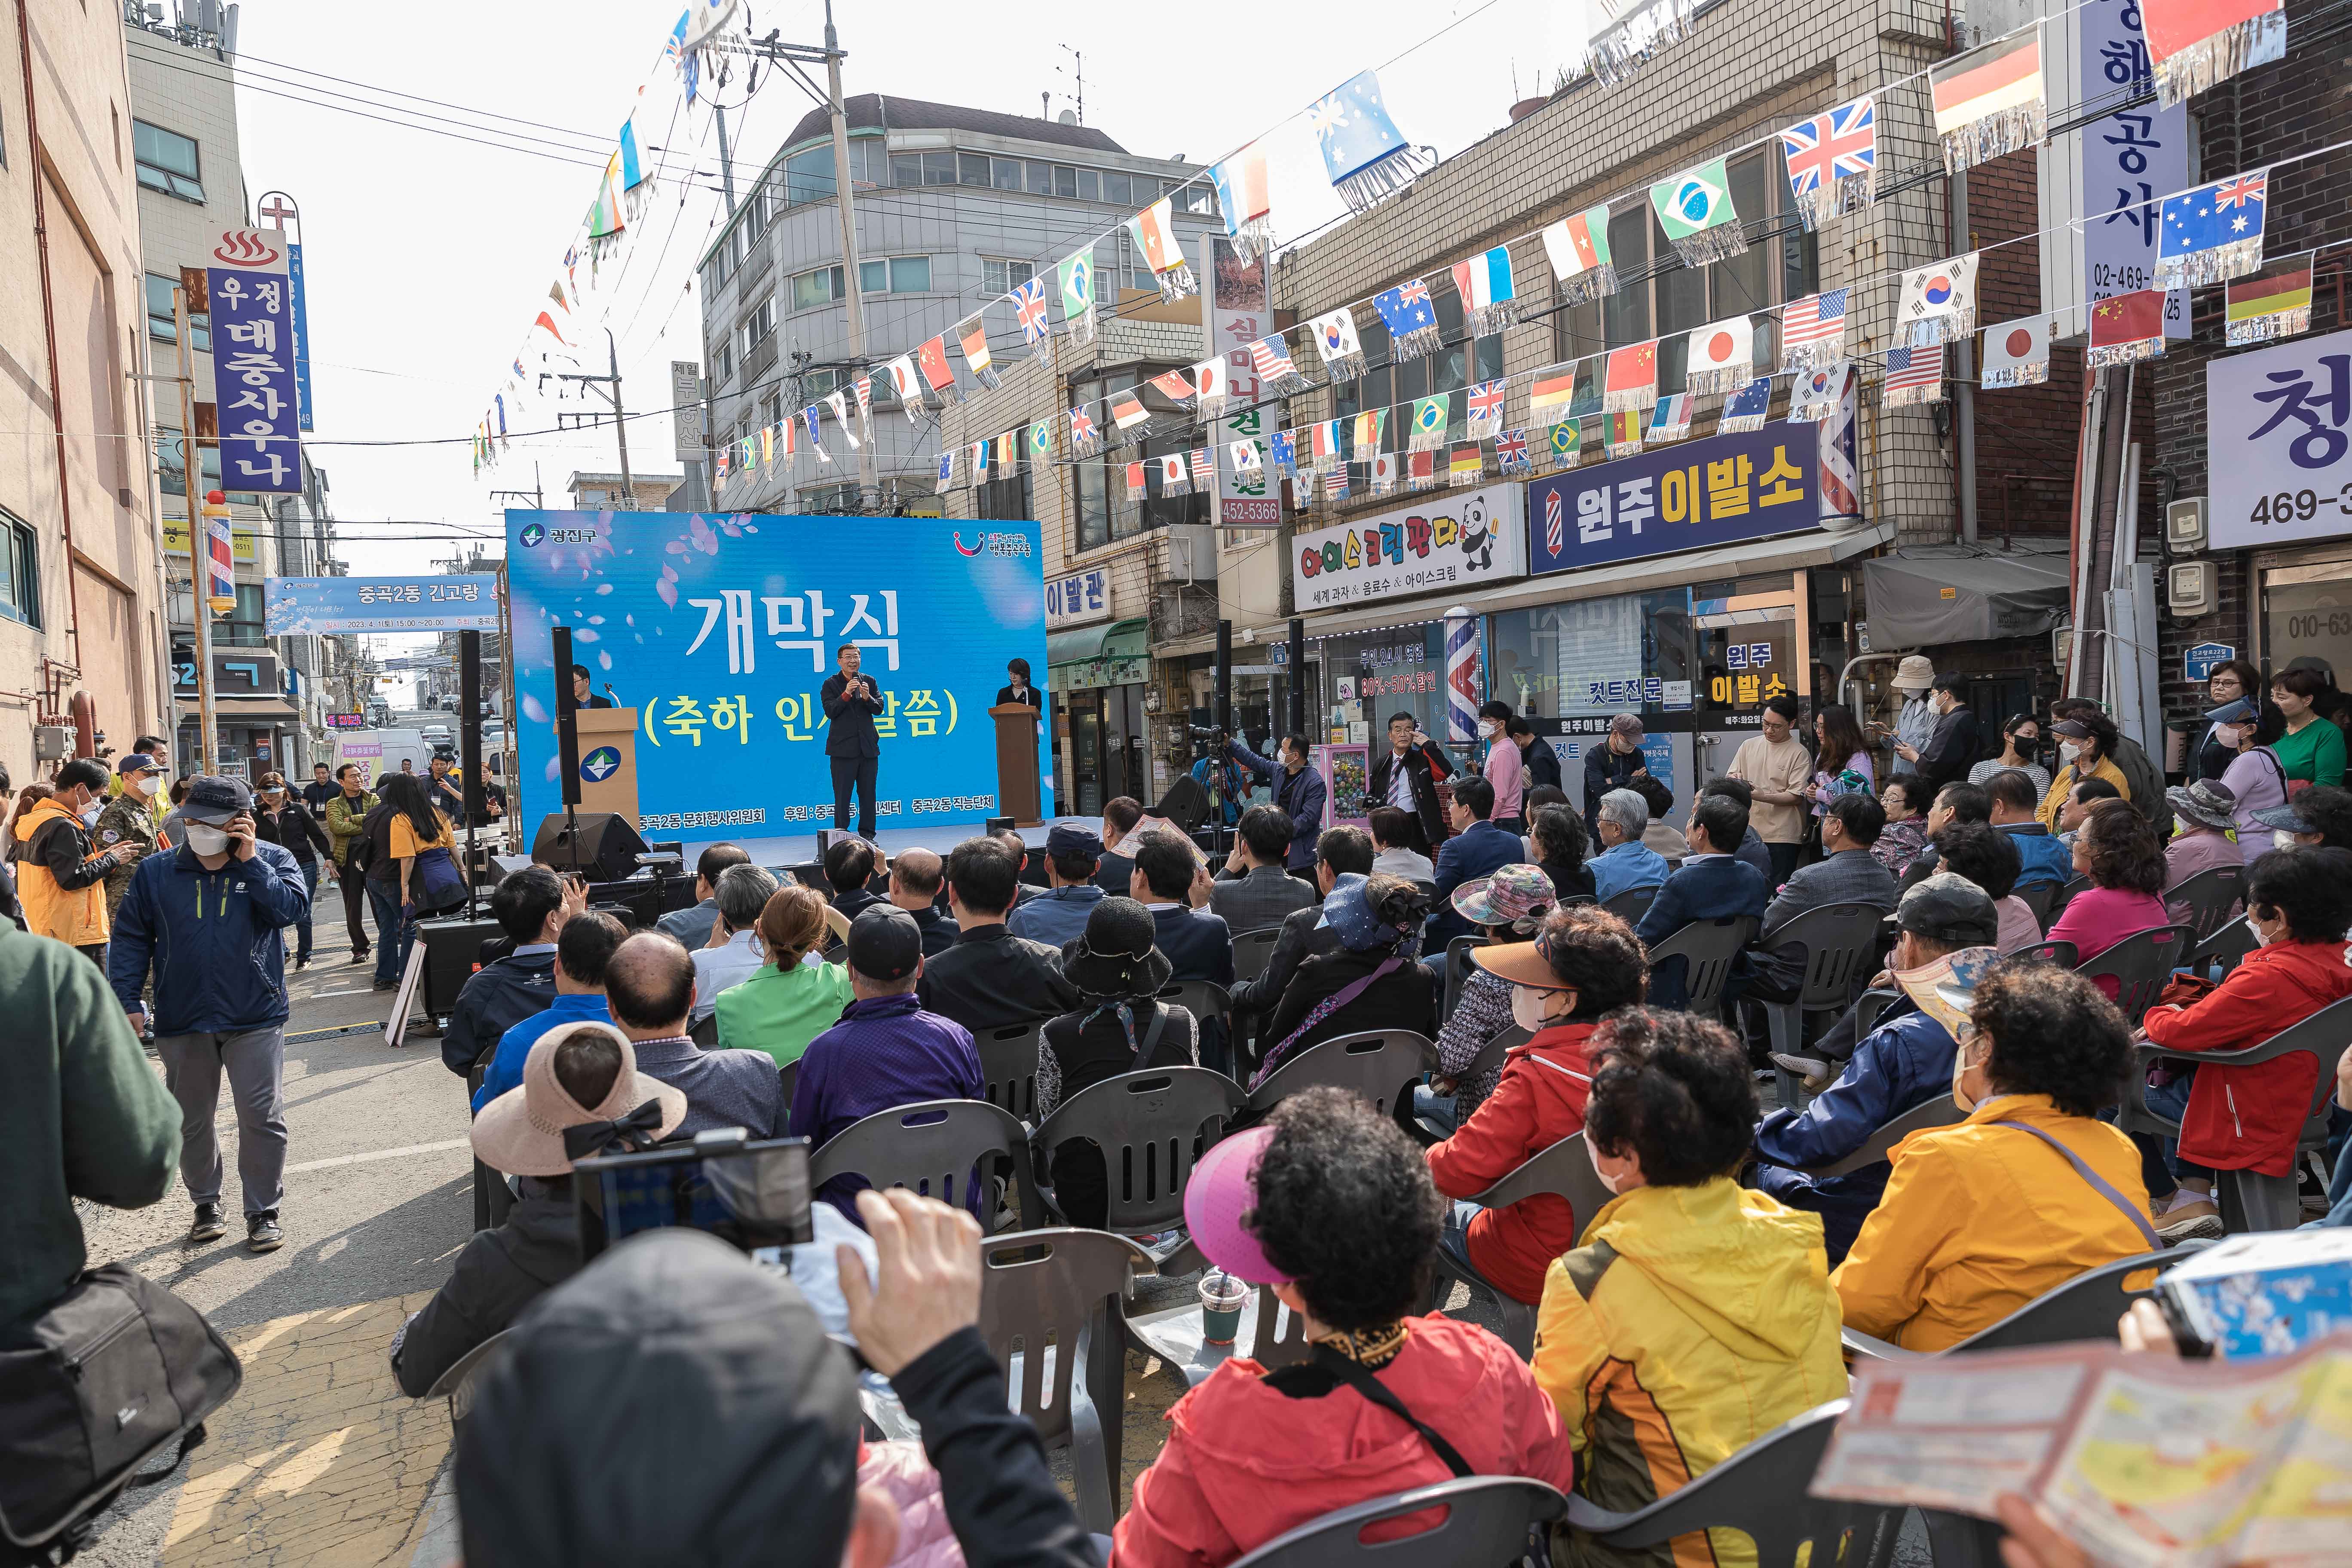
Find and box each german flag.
[1528,364,1579,423]
[1448,443,1484,485]
[2226,261,2312,344]
[1930,31,2042,141]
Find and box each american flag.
[1013,278,1050,345]
[1495,428,1529,470]
[1779,98,1876,197]
[1467,379,1507,425]
[1189,446,1213,485]
[1323,467,1350,502]
[1883,344,1942,396]
[1782,289,1848,349]
[1250,336,1301,383]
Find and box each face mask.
[1951,1036,1984,1115]
[1510,985,1561,1032]
[2060,741,2082,765]
[78,803,101,827]
[1586,1139,1630,1195]
[184,823,229,856]
[2275,831,2298,853]
[134,775,160,796]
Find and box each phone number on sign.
[2244,484,2352,531]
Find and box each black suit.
[821,670,885,836]
[1365,741,1454,851]
[578,692,614,709]
[1230,900,1340,1024]
[1150,901,1235,1073]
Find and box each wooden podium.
[573,707,642,828]
[989,702,1043,827]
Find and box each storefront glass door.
[2258,550,2352,683]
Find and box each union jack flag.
[2214,173,2266,209]
[1467,379,1507,425]
[1013,277,1050,345]
[1779,98,1876,197]
[1494,428,1530,471]
[1782,288,1849,349]
[1069,406,1097,448]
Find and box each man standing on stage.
[821,642,884,839]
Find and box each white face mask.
[1587,1139,1631,1195]
[1951,1035,1985,1114]
[2275,830,2299,852]
[134,775,160,796]
[184,823,230,856]
[2060,741,2083,765]
[1510,985,1562,1031]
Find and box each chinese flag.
[1605,340,1658,397]
[2089,290,2164,352]
[916,335,954,392]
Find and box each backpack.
[0,1266,241,1562]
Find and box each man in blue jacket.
[110,774,308,1253]
[1984,768,2073,888]
[1750,876,1997,1263]
[1226,732,1327,872]
[1426,775,1523,947]
[1635,789,1768,1008]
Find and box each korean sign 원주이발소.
[1525,423,1822,575]
[504,510,1048,839]
[2208,328,2352,551]
[1291,484,1527,611]
[263,575,500,635]
[205,229,302,493]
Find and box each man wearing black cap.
[791,908,984,1221]
[1008,823,1108,948]
[108,775,309,1253]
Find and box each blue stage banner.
[1525,422,1822,576]
[504,511,1050,836]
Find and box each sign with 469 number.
[2210,328,2352,551]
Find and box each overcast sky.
[230,0,1577,591]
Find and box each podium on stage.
[989,702,1043,827]
[573,707,643,828]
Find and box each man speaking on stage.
[821,642,885,838]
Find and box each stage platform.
[681,818,1100,870]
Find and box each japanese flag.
[1979,315,2050,387]
[1191,356,1228,405]
[1683,315,1755,395]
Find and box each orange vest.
[14,797,109,947]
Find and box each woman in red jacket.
[2137,845,2352,1240]
[1424,902,1648,1306]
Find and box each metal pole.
[713,104,738,216]
[1287,617,1305,738]
[822,0,876,505]
[460,629,484,917]
[1951,168,1978,546]
[176,282,217,776]
[606,330,634,502]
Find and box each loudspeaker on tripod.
[530,812,649,884]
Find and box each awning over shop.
[1862,544,2070,647]
[175,695,300,724]
[1046,617,1148,666]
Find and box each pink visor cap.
[1182,1126,1296,1285]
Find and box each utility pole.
[546,330,633,503]
[713,105,738,216]
[175,270,218,775]
[821,0,876,505]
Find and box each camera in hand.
[1187,723,1228,743]
[573,1130,813,1262]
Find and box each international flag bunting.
[1268,430,1296,477]
[1013,276,1052,350]
[1882,344,1945,408]
[996,433,1018,478]
[1068,405,1101,457]
[760,424,775,469]
[780,416,799,459]
[2156,171,2267,290]
[1409,395,1449,453]
[1109,390,1152,439]
[1979,317,2051,387]
[1128,198,1196,302]
[1231,438,1264,473]
[936,450,955,486]
[1451,246,1519,336]
[1323,466,1351,505]
[886,355,924,420]
[1057,250,1096,345]
[1495,429,1531,473]
[714,447,727,487]
[1351,407,1387,461]
[1779,289,1848,371]
[1408,450,1438,490]
[1650,158,1747,267]
[1369,452,1399,497]
[805,406,830,463]
[1684,315,1756,396]
[958,321,999,390]
[1027,420,1054,464]
[1188,447,1215,489]
[1210,144,1274,263]
[1929,26,2044,173]
[2086,290,2167,368]
[1148,369,1197,408]
[1790,361,1847,423]
[2146,0,2285,108]
[1124,460,1147,499]
[825,390,860,450]
[1466,379,1507,440]
[1250,335,1311,397]
[1547,420,1583,469]
[1528,365,1580,428]
[1310,69,1428,214]
[917,336,957,399]
[1718,378,1773,433]
[1648,394,1691,443]
[1779,96,1877,231]
[1587,0,1706,85]
[1157,453,1191,497]
[1604,340,1660,413]
[1449,443,1485,487]
[1373,279,1442,360]
[1310,308,1365,381]
[1898,253,1979,348]
[1189,358,1229,423]
[1605,409,1645,459]
[853,376,873,434]
[1540,206,1617,306]
[1308,419,1344,469]
[2226,256,2313,345]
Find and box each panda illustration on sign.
[1456,490,1498,573]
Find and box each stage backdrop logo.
[504,510,1049,837]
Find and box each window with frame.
[804,367,841,398]
[800,482,858,512]
[791,265,846,312]
[1069,366,1207,550]
[982,258,1035,297]
[132,119,203,202]
[977,468,1033,522]
[859,255,931,294]
[0,511,38,628]
[739,297,775,353]
[712,337,733,385]
[143,274,209,351]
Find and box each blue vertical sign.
[204,227,302,493]
[287,240,315,432]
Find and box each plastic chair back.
[689,1014,719,1047]
[1440,935,1489,1022]
[2125,993,2352,1148]
[1804,1096,1965,1179]
[1160,978,1233,1029]
[1244,1029,1433,1118]
[1463,1023,1532,1085]
[1645,916,1758,1020]
[777,1058,800,1109]
[1030,1066,1246,1233]
[1601,885,1657,924]
[1232,926,1282,983]
[2072,923,2195,1023]
[809,1098,1041,1223]
[2049,873,2090,924]
[420,1326,511,1422]
[976,1021,1043,1122]
[1848,1248,2202,1362]
[1757,901,1890,1011]
[1228,1477,1569,1568]
[1473,1132,1615,1246]
[2008,939,2077,967]
[2015,879,2056,930]
[1847,987,1900,1041]
[2166,862,2248,942]
[2189,914,2260,977]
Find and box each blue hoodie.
[1997,821,2074,888]
[108,839,308,1035]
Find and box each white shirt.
[689,928,767,1024]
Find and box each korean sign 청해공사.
[1525,422,1821,575]
[205,229,302,494]
[1290,484,1527,611]
[2208,328,2352,551]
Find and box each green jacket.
[714,958,855,1073]
[325,789,378,869]
[0,925,177,1326]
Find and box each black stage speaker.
[416,915,508,1020]
[531,811,649,883]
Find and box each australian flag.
[1269,429,1296,477]
[1373,278,1441,358]
[2156,172,2267,290]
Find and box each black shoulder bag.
[1262,1344,1475,1478]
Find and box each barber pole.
[1543,488,1565,559]
[203,491,236,614]
[1443,606,1481,746]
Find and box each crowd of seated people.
[686,863,778,1026]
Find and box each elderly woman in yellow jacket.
[1833,961,2157,1352]
[1532,1009,1845,1568]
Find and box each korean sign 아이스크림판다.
[1524,422,1822,575]
[1290,484,1528,611]
[205,229,303,494]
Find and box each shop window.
[1317,626,1447,744]
[0,510,39,628]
